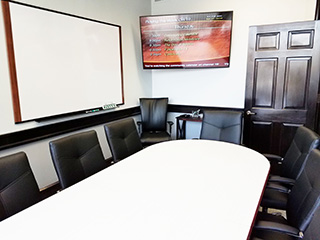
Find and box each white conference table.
[0,140,269,240]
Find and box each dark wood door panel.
[244,21,320,155]
[246,121,300,155]
[279,123,301,155]
[288,29,314,49]
[256,32,280,50]
[247,121,273,154]
[284,57,311,109]
[253,58,277,108]
[250,108,306,122]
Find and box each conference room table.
[0,140,269,239]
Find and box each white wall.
[151,0,317,108]
[0,0,317,189]
[0,0,151,189]
[0,0,152,135]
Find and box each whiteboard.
[5,1,124,122]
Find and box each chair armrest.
[266,182,291,193]
[167,121,174,134]
[254,221,303,238]
[263,153,284,164]
[137,121,142,134]
[269,176,295,186]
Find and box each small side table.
[176,115,203,139]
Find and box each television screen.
[140,11,233,69]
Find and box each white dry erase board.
[2,1,124,123]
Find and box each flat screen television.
[140,11,233,69]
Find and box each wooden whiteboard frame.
[2,0,124,123]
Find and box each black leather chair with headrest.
[251,149,320,239]
[302,203,320,240]
[49,130,110,189]
[138,97,173,146]
[261,126,320,211]
[0,152,40,221]
[251,204,320,239]
[266,126,320,178]
[199,110,243,144]
[104,118,143,162]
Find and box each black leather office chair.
[199,110,242,144]
[137,97,173,146]
[104,118,143,162]
[261,126,320,211]
[265,126,320,178]
[251,149,320,239]
[49,130,110,189]
[251,204,320,239]
[303,203,320,240]
[0,152,40,221]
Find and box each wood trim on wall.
[0,106,140,151]
[2,0,22,122]
[0,104,244,151]
[168,104,243,113]
[315,94,320,134]
[316,0,320,20]
[316,0,320,134]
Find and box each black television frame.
[139,11,233,69]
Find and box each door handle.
[246,110,256,116]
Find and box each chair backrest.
[49,130,108,189]
[0,152,40,221]
[104,118,143,162]
[200,110,242,144]
[286,149,320,232]
[303,204,320,240]
[140,98,168,132]
[281,126,320,180]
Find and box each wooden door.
[243,21,320,156]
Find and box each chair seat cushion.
[269,175,295,185]
[256,211,288,224]
[252,212,301,239]
[260,188,288,210]
[252,228,301,240]
[266,182,291,193]
[140,131,171,145]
